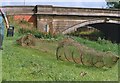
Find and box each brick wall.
[13,15,36,27]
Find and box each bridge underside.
[85,23,120,43]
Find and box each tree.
[106,0,120,9]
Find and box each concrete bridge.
[62,19,120,34]
[3,5,120,33]
[3,5,120,42]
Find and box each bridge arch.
[62,19,120,34]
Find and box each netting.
[56,37,119,68]
[16,33,36,47]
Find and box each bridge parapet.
[3,5,120,17]
[3,6,35,15]
[36,5,53,14]
[36,5,120,17]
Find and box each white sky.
[0,0,109,8]
[1,0,107,2]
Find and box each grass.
[73,36,119,55]
[2,30,119,81]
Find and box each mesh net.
[56,37,119,68]
[16,34,36,47]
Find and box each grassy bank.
[73,36,119,55]
[2,30,119,81]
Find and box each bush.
[34,31,44,38]
[18,28,33,34]
[18,28,58,39]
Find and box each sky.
[0,0,108,8]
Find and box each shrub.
[18,28,58,39]
[34,31,44,38]
[18,28,32,34]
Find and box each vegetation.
[2,18,119,81]
[73,36,118,55]
[106,0,120,9]
[67,28,105,41]
[18,28,55,39]
[2,31,119,81]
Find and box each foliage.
[106,0,120,9]
[18,28,34,34]
[67,29,105,41]
[18,28,57,39]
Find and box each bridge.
[62,19,120,34]
[3,5,120,42]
